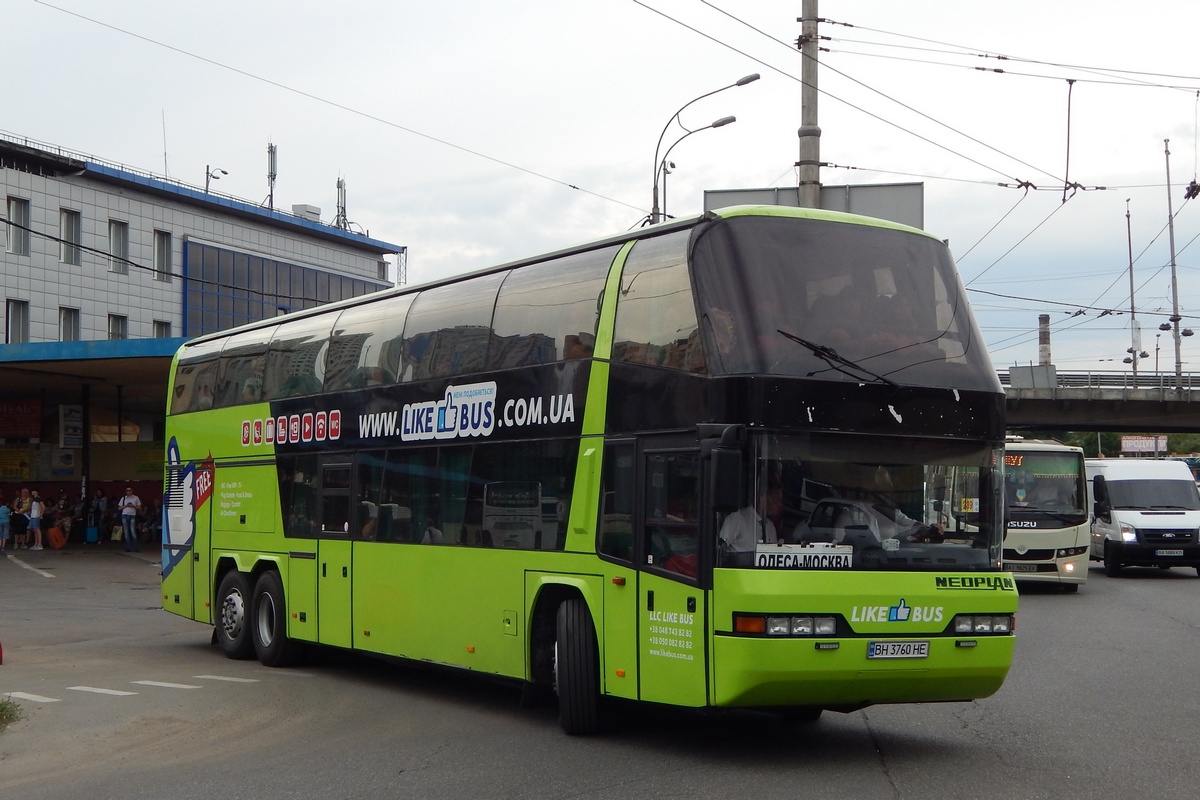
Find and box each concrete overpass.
[1002,368,1200,432]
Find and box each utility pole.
[796,0,821,208]
[1164,140,1183,390]
[1126,200,1141,379]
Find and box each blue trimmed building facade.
[1,132,403,509]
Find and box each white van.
[1086,458,1200,576]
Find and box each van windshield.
[1106,479,1200,510]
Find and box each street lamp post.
[650,74,759,225]
[205,164,228,193]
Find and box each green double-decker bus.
[162,206,1016,734]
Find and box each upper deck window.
[612,231,704,372]
[402,273,507,382]
[488,246,617,369]
[690,215,998,391]
[324,294,413,391]
[262,315,334,400]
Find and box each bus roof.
[175,205,940,352]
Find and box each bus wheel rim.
[222,589,245,639]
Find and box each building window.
[377,260,388,281]
[153,319,172,338]
[109,220,129,274]
[60,307,81,342]
[153,229,172,282]
[6,299,30,344]
[5,197,31,256]
[108,314,127,340]
[60,209,82,266]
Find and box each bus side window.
[598,443,634,563]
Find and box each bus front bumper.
[711,633,1015,709]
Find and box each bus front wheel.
[252,570,303,667]
[555,598,599,735]
[215,571,255,660]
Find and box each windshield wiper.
[777,329,899,389]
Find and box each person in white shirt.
[719,481,782,555]
[118,487,142,552]
[27,489,45,551]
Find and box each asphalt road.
[2,546,1198,799]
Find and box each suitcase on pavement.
[86,526,99,544]
[48,526,67,549]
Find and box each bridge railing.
[1000,370,1200,392]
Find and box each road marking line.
[68,686,139,696]
[131,681,202,689]
[193,675,260,683]
[7,692,61,702]
[6,557,56,578]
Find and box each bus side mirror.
[701,423,745,514]
[710,448,742,514]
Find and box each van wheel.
[554,598,599,735]
[1103,543,1122,577]
[215,571,255,659]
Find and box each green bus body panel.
[708,569,1017,708]
[353,543,521,673]
[601,564,639,699]
[352,546,602,677]
[161,541,194,617]
[287,553,318,643]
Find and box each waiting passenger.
[422,517,444,545]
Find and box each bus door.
[637,449,708,707]
[317,458,353,648]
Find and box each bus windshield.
[690,215,996,391]
[1005,450,1086,515]
[717,433,1002,572]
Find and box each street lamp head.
[711,115,736,128]
[736,73,761,87]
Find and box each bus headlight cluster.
[735,614,837,636]
[1056,546,1088,558]
[953,614,1013,634]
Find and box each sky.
[8,0,1200,374]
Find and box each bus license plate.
[1155,549,1184,557]
[867,641,929,659]
[1005,563,1037,572]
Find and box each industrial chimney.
[1038,313,1051,366]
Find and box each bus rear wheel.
[215,571,255,659]
[555,598,599,735]
[252,571,303,667]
